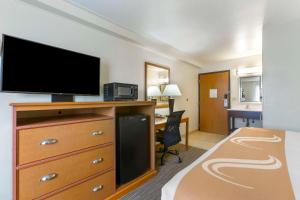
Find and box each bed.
[162,127,300,200]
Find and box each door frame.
[198,70,231,131]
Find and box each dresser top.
[11,101,155,111]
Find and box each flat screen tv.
[0,35,100,98]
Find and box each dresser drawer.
[18,145,114,200]
[18,119,114,165]
[46,170,115,200]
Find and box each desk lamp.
[162,84,182,114]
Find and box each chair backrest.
[163,110,185,148]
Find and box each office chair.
[156,110,185,165]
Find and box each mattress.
[161,128,300,200]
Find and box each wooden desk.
[155,117,189,150]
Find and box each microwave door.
[117,86,132,98]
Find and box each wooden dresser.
[11,101,156,200]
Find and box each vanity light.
[237,66,262,77]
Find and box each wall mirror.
[240,76,262,103]
[145,62,170,107]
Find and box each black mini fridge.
[116,114,150,185]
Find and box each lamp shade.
[147,86,162,97]
[162,84,182,96]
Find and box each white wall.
[263,19,300,131]
[0,1,199,199]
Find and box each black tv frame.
[0,34,101,102]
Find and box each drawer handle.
[40,173,58,182]
[91,131,103,136]
[92,185,103,192]
[92,158,104,164]
[40,139,58,146]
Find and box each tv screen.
[1,35,100,95]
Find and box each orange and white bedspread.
[162,128,300,200]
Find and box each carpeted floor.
[121,145,206,200]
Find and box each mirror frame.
[239,75,262,103]
[144,62,170,104]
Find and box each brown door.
[199,71,230,135]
